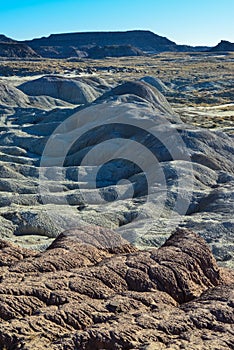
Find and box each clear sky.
[1,0,233,46]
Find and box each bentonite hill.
[0,29,233,350]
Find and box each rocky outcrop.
[0,227,233,349]
[87,45,144,58]
[29,45,88,59]
[210,40,234,52]
[0,42,40,58]
[0,34,15,43]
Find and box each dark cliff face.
[87,44,144,58]
[210,40,234,52]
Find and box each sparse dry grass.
[0,52,233,85]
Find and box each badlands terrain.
[0,50,233,349]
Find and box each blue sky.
[1,0,233,45]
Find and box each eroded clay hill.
[0,79,233,267]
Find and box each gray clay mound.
[19,76,105,104]
[0,82,30,107]
[97,80,174,115]
[140,76,172,93]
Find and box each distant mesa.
[210,40,234,52]
[24,30,210,58]
[25,30,178,55]
[2,30,230,59]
